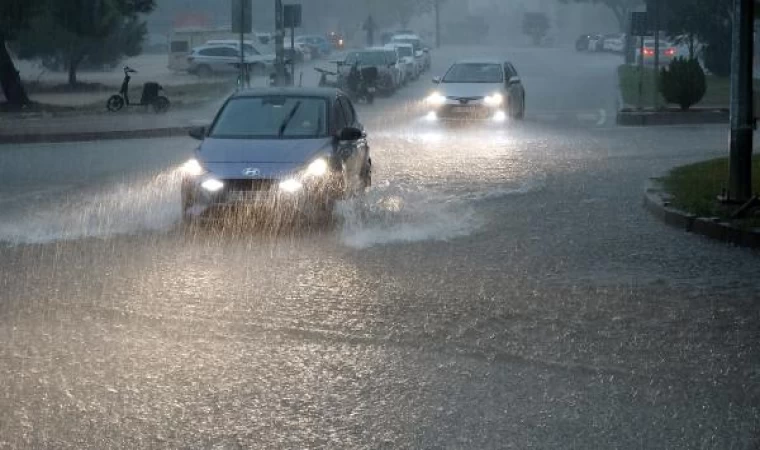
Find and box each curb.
[0,126,194,144]
[617,109,729,126]
[644,179,760,250]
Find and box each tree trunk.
[0,33,30,107]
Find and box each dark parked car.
[181,87,372,223]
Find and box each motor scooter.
[106,66,170,113]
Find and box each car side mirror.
[337,126,362,141]
[188,126,206,140]
[508,76,521,85]
[415,50,424,58]
[432,76,441,84]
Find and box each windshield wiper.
[277,101,302,138]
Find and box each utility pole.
[435,0,441,48]
[651,0,660,109]
[274,0,286,86]
[727,0,755,202]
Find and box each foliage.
[557,0,642,30]
[16,0,155,85]
[659,57,706,110]
[522,13,550,45]
[645,0,731,77]
[0,0,46,106]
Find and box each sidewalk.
[0,100,224,144]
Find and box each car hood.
[197,137,332,178]
[437,82,504,97]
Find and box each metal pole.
[239,0,245,88]
[435,0,441,48]
[728,0,754,202]
[638,36,644,110]
[652,0,660,109]
[274,0,285,86]
[291,25,296,85]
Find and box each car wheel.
[196,65,213,78]
[514,94,525,120]
[362,160,372,189]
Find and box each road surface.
[1,46,758,449]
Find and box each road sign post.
[284,4,302,86]
[232,0,252,88]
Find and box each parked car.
[340,49,399,95]
[587,34,604,52]
[181,87,371,223]
[426,58,526,122]
[187,44,275,77]
[391,34,431,71]
[602,33,626,53]
[386,43,417,83]
[575,34,591,51]
[295,35,333,58]
[327,31,345,50]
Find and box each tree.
[558,0,642,31]
[0,0,43,107]
[648,0,732,77]
[522,13,550,46]
[659,57,707,110]
[16,0,155,86]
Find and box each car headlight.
[484,93,504,106]
[304,158,329,177]
[426,92,446,106]
[181,158,205,176]
[279,178,303,193]
[201,178,224,192]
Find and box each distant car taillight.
[665,48,676,56]
[643,48,655,56]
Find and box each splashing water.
[0,170,181,245]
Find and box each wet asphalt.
[0,46,759,449]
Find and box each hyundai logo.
[242,168,261,177]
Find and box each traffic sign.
[284,4,302,28]
[630,12,649,36]
[232,0,252,34]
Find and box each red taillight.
[665,48,676,56]
[643,48,654,56]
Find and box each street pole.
[274,0,286,86]
[239,0,246,88]
[727,0,755,202]
[435,0,441,48]
[652,0,659,109]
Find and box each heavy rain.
[0,0,759,448]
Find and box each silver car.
[187,44,275,77]
[426,59,526,122]
[181,88,372,223]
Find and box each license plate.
[228,191,270,203]
[452,106,476,114]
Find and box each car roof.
[193,44,238,50]
[230,87,341,100]
[452,58,504,65]
[393,34,420,40]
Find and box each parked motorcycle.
[106,66,170,113]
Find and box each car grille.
[224,179,278,192]
[447,96,484,104]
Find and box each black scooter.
[107,66,170,113]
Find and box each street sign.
[232,0,252,34]
[630,12,649,37]
[283,4,302,28]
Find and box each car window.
[210,96,328,139]
[338,97,355,126]
[345,51,387,66]
[219,47,238,57]
[396,46,413,57]
[442,63,504,83]
[198,48,220,57]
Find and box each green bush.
[659,57,707,110]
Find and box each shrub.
[659,57,707,110]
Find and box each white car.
[386,43,417,82]
[188,44,275,77]
[603,34,625,53]
[391,34,430,71]
[426,58,526,122]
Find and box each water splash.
[0,170,181,245]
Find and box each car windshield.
[210,96,327,139]
[443,63,503,83]
[345,51,387,66]
[396,46,413,57]
[393,38,421,50]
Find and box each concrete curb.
[618,109,729,126]
[644,179,760,250]
[0,126,194,144]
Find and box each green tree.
[557,0,642,31]
[0,0,43,107]
[17,0,155,86]
[659,57,707,110]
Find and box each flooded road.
[1,46,759,449]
